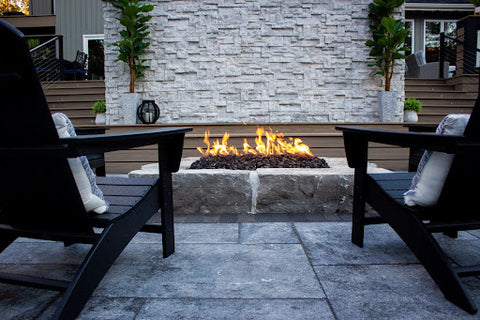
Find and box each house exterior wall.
[29,0,53,15]
[56,0,104,60]
[103,0,405,124]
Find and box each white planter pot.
[378,91,398,122]
[95,113,106,125]
[120,93,142,125]
[404,110,418,122]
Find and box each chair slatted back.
[436,91,480,219]
[0,20,89,230]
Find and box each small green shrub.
[27,38,40,49]
[404,98,422,113]
[92,100,106,114]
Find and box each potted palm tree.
[111,0,154,124]
[366,0,409,122]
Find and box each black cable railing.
[28,35,64,86]
[439,32,480,79]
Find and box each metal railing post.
[59,36,64,80]
[439,32,445,79]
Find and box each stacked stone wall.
[103,0,405,124]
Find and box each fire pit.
[130,127,390,215]
[129,157,390,215]
[190,127,330,170]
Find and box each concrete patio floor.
[1,215,480,319]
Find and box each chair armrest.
[62,127,192,172]
[335,126,464,168]
[62,127,191,154]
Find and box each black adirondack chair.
[0,20,192,319]
[336,97,480,314]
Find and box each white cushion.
[415,50,426,65]
[52,113,108,214]
[404,114,470,207]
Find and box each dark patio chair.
[0,20,192,319]
[405,50,449,79]
[336,95,480,314]
[62,50,88,80]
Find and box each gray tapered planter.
[120,93,142,125]
[378,91,398,122]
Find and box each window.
[83,34,104,80]
[424,20,456,63]
[405,19,414,54]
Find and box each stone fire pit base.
[128,157,391,215]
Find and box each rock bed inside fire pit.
[189,154,329,170]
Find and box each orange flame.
[197,127,314,157]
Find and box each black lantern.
[137,100,160,124]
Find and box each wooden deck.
[43,77,479,174]
[100,123,412,174]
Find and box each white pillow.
[404,114,470,207]
[52,113,108,214]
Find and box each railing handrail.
[27,35,65,85]
[441,32,480,54]
[28,35,62,53]
[439,32,480,78]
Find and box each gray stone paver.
[239,222,299,244]
[96,242,323,300]
[135,298,334,320]
[315,264,478,320]
[294,222,418,265]
[1,221,480,319]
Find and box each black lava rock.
[189,154,329,170]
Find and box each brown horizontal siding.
[0,15,55,28]
[102,123,411,174]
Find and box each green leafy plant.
[404,98,422,113]
[111,0,154,93]
[366,0,409,91]
[27,38,40,49]
[92,100,107,114]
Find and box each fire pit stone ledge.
[128,157,390,215]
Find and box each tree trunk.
[129,57,135,93]
[384,49,391,91]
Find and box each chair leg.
[393,213,476,313]
[443,230,458,238]
[159,164,175,258]
[352,168,367,247]
[52,203,158,319]
[0,234,17,253]
[371,193,478,314]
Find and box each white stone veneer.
[102,0,405,124]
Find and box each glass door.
[424,20,456,63]
[83,34,104,80]
[405,19,414,55]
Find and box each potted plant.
[366,0,409,122]
[92,100,107,124]
[403,98,422,122]
[111,0,154,124]
[469,0,480,15]
[111,0,153,93]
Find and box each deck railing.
[439,32,480,79]
[28,35,64,86]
